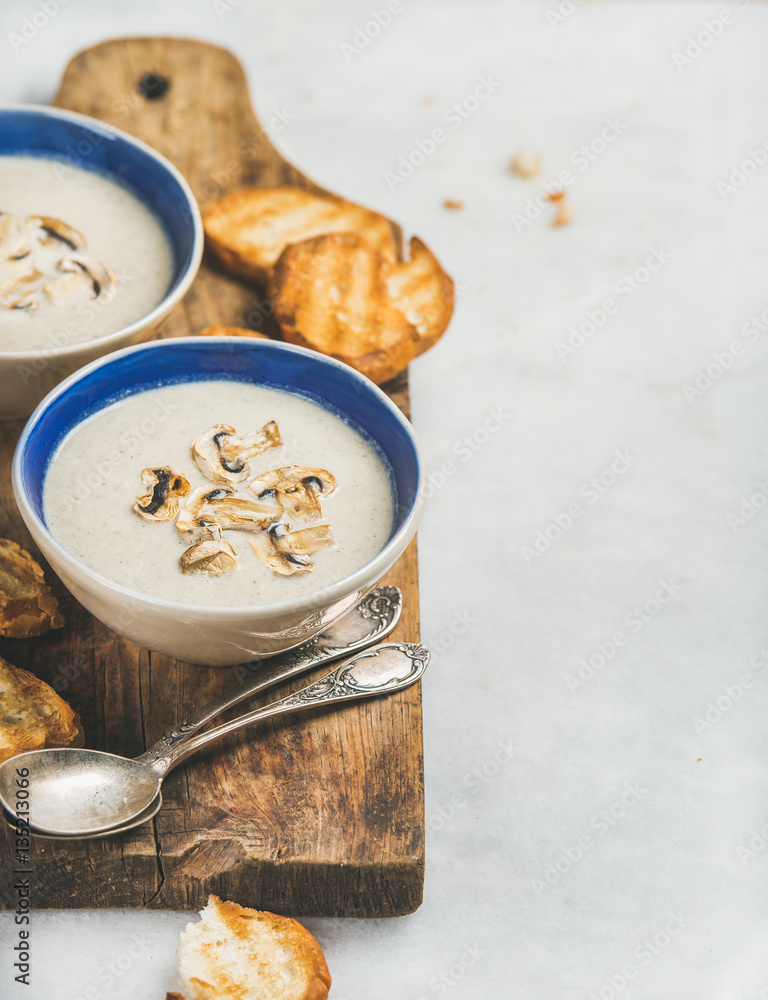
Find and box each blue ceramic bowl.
[0,104,203,418]
[13,337,427,665]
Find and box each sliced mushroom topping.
[191,425,246,484]
[248,466,336,522]
[0,269,44,311]
[250,522,334,577]
[62,253,119,301]
[36,216,87,251]
[272,523,334,556]
[133,467,191,521]
[191,421,282,485]
[0,214,40,264]
[0,211,118,312]
[43,269,94,306]
[176,483,282,533]
[235,419,282,460]
[180,536,238,575]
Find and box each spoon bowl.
[1,749,160,837]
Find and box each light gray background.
[2,1,768,997]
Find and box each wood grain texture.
[0,38,423,916]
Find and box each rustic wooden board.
[0,38,424,916]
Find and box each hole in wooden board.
[138,72,170,100]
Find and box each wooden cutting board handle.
[54,37,405,373]
[55,36,331,194]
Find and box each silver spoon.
[0,642,428,837]
[1,586,402,840]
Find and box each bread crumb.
[442,199,464,210]
[546,190,565,203]
[552,200,572,226]
[510,150,542,178]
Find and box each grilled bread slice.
[0,537,63,638]
[385,235,454,356]
[174,895,331,1000]
[269,232,453,383]
[0,657,82,765]
[203,186,398,285]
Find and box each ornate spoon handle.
[150,642,429,774]
[135,586,401,766]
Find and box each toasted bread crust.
[0,656,82,764]
[0,537,64,638]
[387,236,454,355]
[203,186,398,285]
[177,895,331,1000]
[269,232,453,383]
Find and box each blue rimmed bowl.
[13,337,426,666]
[0,104,203,419]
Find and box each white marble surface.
[3,0,768,997]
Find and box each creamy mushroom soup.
[0,155,174,352]
[43,380,395,605]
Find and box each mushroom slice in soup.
[0,269,43,311]
[176,483,281,533]
[62,253,119,301]
[236,420,282,460]
[180,535,238,575]
[43,269,95,306]
[36,216,87,251]
[250,521,334,577]
[133,467,191,521]
[0,213,39,264]
[272,523,334,556]
[248,466,336,522]
[0,212,118,309]
[191,421,282,485]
